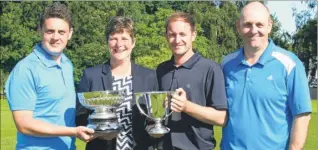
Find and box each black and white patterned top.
[112,76,134,150]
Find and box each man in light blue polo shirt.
[5,3,94,150]
[221,2,311,150]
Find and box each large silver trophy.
[77,90,125,134]
[135,91,176,137]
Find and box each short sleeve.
[206,64,228,110]
[5,63,37,111]
[287,59,312,117]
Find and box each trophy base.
[93,129,121,140]
[88,123,122,139]
[147,124,170,136]
[94,129,121,134]
[88,118,122,132]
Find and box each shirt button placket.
[59,65,66,86]
[246,68,251,84]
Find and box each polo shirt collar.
[233,48,245,66]
[169,52,201,69]
[257,39,276,65]
[33,43,69,67]
[236,39,276,66]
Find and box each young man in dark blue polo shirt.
[156,12,228,150]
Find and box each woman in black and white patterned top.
[112,76,133,149]
[76,16,159,150]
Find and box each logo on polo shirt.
[267,75,273,81]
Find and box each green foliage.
[187,1,241,62]
[65,42,109,83]
[1,2,42,73]
[293,19,317,74]
[1,1,308,90]
[270,15,292,50]
[135,47,171,69]
[291,1,317,74]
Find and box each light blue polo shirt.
[5,43,76,150]
[221,39,312,150]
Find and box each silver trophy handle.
[163,110,173,120]
[136,94,153,120]
[162,94,174,120]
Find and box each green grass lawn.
[1,100,317,150]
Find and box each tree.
[3,1,285,90]
[270,15,292,50]
[292,1,317,76]
[293,19,317,77]
[1,1,45,93]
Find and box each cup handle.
[136,94,153,120]
[163,110,173,120]
[162,93,174,120]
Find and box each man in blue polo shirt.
[5,3,94,149]
[156,12,228,150]
[221,2,312,150]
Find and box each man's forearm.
[14,117,77,137]
[13,111,77,137]
[185,101,227,126]
[14,115,95,142]
[289,113,311,150]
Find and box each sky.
[266,1,311,34]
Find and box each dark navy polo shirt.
[156,52,227,150]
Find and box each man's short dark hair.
[165,12,196,34]
[39,2,72,29]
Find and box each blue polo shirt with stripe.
[5,43,76,150]
[221,39,312,150]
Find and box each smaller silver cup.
[77,90,125,134]
[134,91,176,137]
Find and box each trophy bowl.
[77,90,125,134]
[134,91,176,137]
